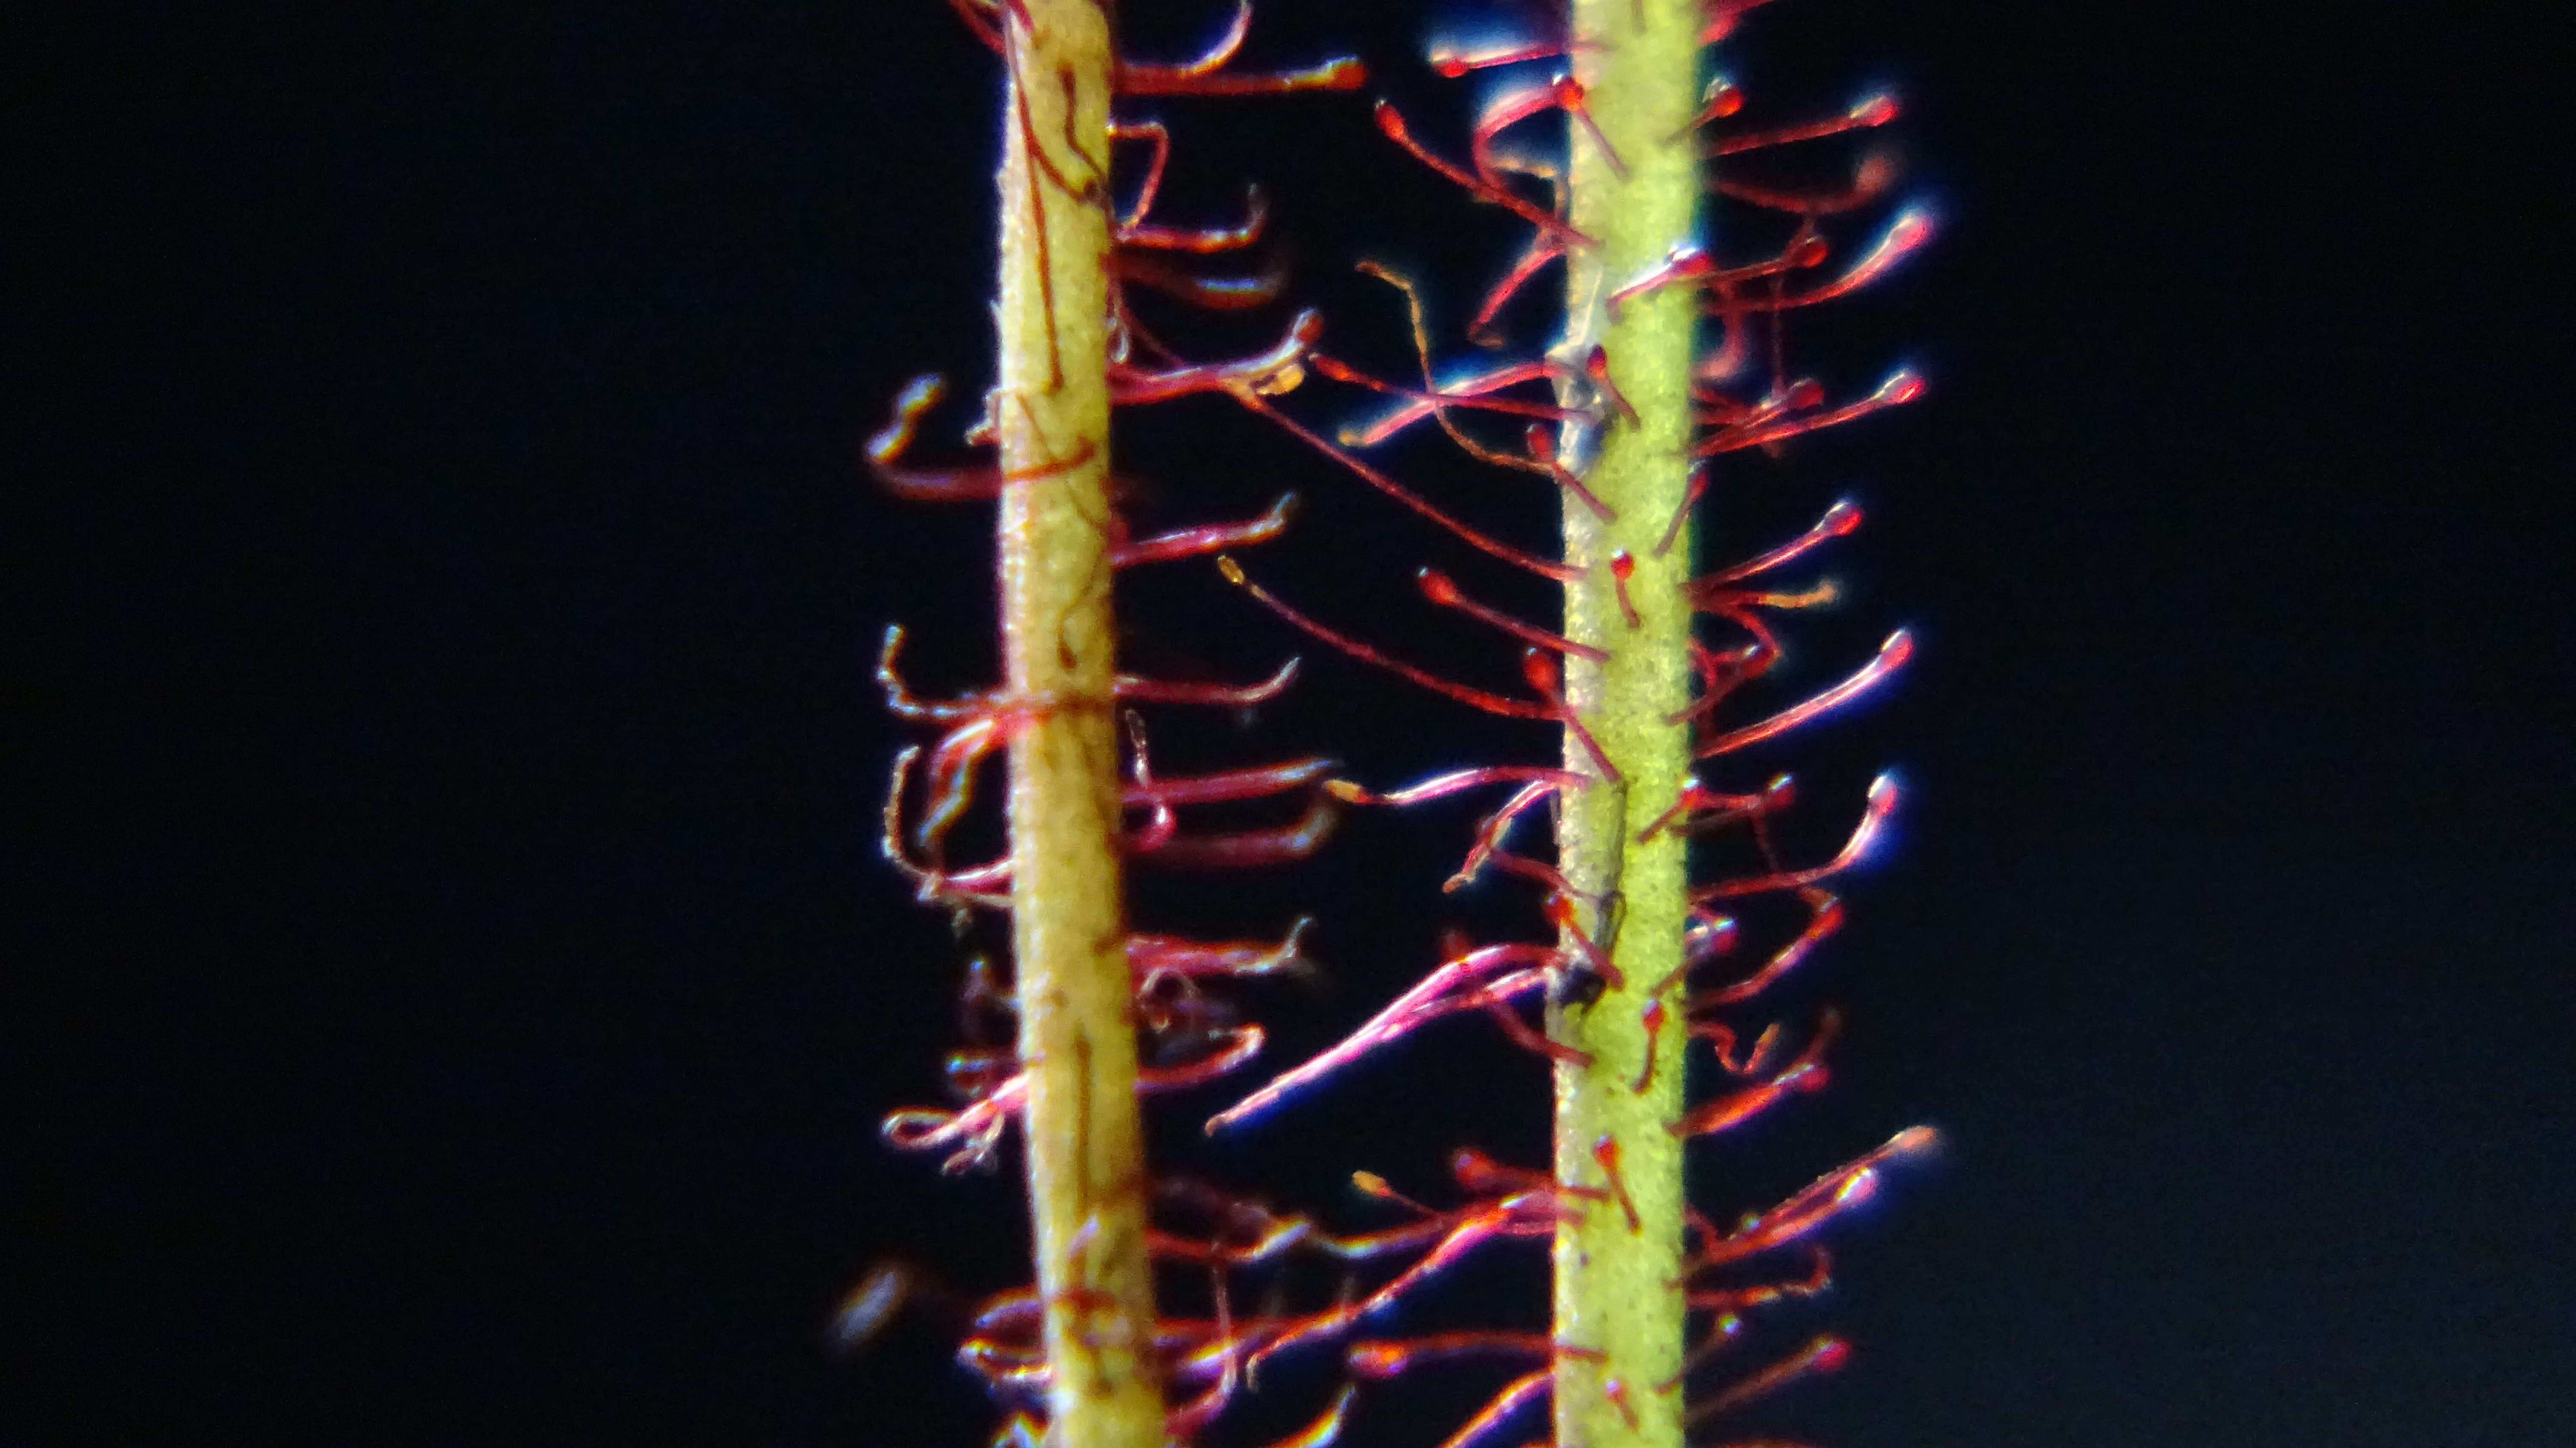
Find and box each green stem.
[994,5,1164,1447]
[1549,1,1704,1445]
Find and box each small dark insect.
[1551,962,1610,1011]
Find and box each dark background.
[11,1,2570,1445]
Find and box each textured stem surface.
[1550,1,1704,1445]
[995,5,1165,1446]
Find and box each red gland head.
[1521,648,1561,694]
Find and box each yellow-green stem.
[1549,2,1704,1446]
[994,5,1164,1447]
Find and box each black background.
[11,2,2572,1445]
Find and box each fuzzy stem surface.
[1549,2,1704,1445]
[995,5,1164,1446]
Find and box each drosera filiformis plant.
[1196,3,1938,1445]
[870,3,1374,1446]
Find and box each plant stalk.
[994,5,1164,1446]
[1549,1,1705,1445]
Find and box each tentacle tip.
[1314,57,1368,89]
[1346,1343,1402,1378]
[1856,147,1905,196]
[1853,90,1902,125]
[1864,771,1902,813]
